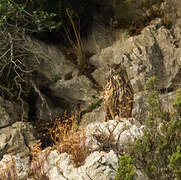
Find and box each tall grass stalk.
[65,9,87,72]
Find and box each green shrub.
[126,77,181,179]
[0,0,96,109]
[115,154,136,180]
[145,76,159,91]
[173,89,181,115]
[145,77,161,127]
[169,146,181,180]
[0,0,96,33]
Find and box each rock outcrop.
[0,121,37,162]
[47,150,118,180]
[0,119,143,180]
[0,98,37,163]
[0,97,17,128]
[0,0,181,179]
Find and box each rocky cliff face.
[0,0,181,179]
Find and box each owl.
[102,64,133,121]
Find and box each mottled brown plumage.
[103,64,133,121]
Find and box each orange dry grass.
[49,111,87,167]
[57,130,87,167]
[0,155,17,180]
[0,111,86,179]
[28,140,49,179]
[0,145,49,180]
[49,111,76,144]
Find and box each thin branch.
[31,80,52,119]
[14,76,25,121]
[0,48,11,59]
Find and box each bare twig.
[31,80,52,119]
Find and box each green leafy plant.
[0,0,61,32]
[32,10,61,32]
[169,146,181,180]
[0,0,96,105]
[145,76,161,127]
[0,0,96,35]
[173,89,181,115]
[115,154,136,180]
[145,76,159,91]
[127,77,181,179]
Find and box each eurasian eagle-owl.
[103,64,134,121]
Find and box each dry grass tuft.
[57,130,87,167]
[27,140,49,180]
[49,111,76,144]
[0,155,17,180]
[0,143,49,180]
[87,121,128,155]
[49,111,87,167]
[64,9,87,72]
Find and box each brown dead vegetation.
[49,111,87,167]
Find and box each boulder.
[85,119,143,153]
[80,106,105,128]
[0,121,37,162]
[25,37,77,82]
[90,19,181,93]
[0,154,28,180]
[132,91,149,125]
[53,75,98,110]
[47,150,118,180]
[30,119,143,180]
[0,97,17,128]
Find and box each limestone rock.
[80,106,105,128]
[0,154,28,180]
[132,91,149,124]
[135,169,149,180]
[47,150,118,180]
[85,119,143,153]
[119,22,181,92]
[0,122,37,161]
[83,16,116,54]
[25,37,77,81]
[160,91,176,112]
[53,75,98,109]
[0,97,17,128]
[90,19,181,93]
[89,47,114,68]
[92,67,107,88]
